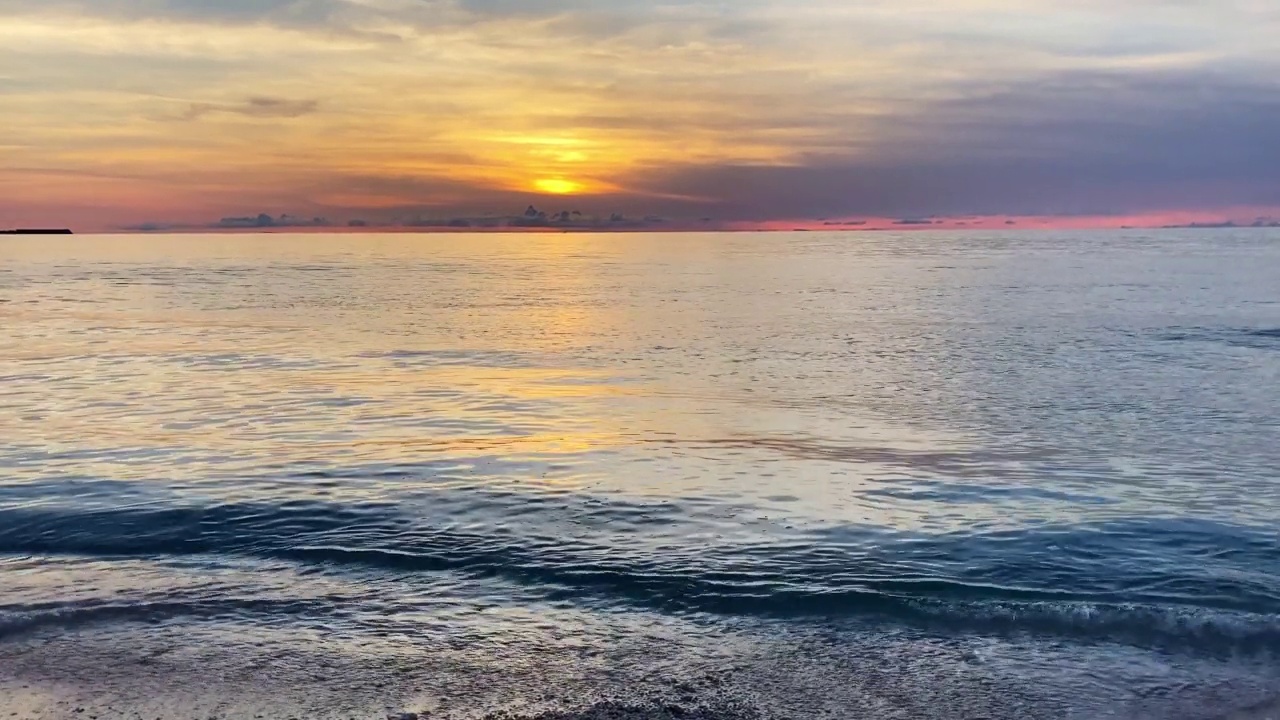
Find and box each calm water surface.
[1,231,1278,719]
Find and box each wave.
[1,499,1278,653]
[0,595,332,640]
[1156,326,1280,349]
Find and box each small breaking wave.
[1,497,1278,655]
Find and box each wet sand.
[3,628,1278,720]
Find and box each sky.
[2,0,1279,231]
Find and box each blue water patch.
[1,492,1277,655]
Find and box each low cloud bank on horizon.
[2,0,1279,230]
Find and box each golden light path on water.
[0,232,1001,527]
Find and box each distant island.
[0,228,74,235]
[1162,219,1280,229]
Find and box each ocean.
[1,230,1277,719]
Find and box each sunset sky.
[2,0,1279,231]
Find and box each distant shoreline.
[70,225,1280,235]
[0,229,73,235]
[5,225,1279,236]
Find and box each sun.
[534,178,583,195]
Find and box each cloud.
[0,0,356,27]
[5,0,1280,229]
[182,96,321,120]
[622,69,1280,218]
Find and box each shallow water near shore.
[2,230,1279,719]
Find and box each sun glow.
[534,178,584,195]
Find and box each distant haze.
[2,0,1279,231]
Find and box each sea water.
[1,230,1278,719]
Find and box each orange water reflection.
[0,232,1150,531]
